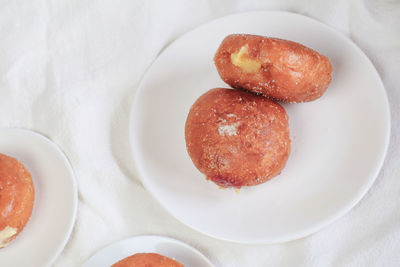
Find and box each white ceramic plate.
[0,128,77,266]
[83,235,214,267]
[130,11,390,244]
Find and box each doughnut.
[0,153,34,248]
[185,88,290,188]
[112,253,184,267]
[214,34,332,102]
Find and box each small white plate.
[0,128,77,266]
[83,235,214,267]
[130,11,390,243]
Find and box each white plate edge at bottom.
[83,235,214,267]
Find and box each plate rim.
[130,10,391,244]
[0,127,78,266]
[83,234,214,267]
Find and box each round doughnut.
[214,34,332,103]
[0,153,34,248]
[185,88,291,188]
[112,253,184,267]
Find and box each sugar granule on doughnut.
[0,153,35,248]
[185,88,291,188]
[112,252,184,267]
[214,34,332,103]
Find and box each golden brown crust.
[0,153,34,248]
[214,34,332,102]
[112,253,184,267]
[185,88,291,188]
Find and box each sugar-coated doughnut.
[0,153,34,248]
[185,88,290,188]
[214,34,332,102]
[112,253,184,267]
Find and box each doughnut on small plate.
[83,235,214,267]
[130,11,390,243]
[0,128,77,266]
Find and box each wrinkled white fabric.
[0,0,399,266]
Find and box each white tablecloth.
[1,0,399,266]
